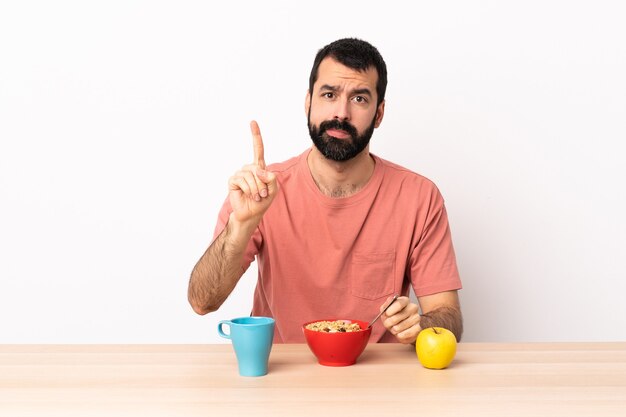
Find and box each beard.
[307,111,376,162]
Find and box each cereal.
[305,320,362,333]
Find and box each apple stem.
[433,327,439,334]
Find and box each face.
[306,57,385,162]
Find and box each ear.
[304,90,311,117]
[374,100,385,128]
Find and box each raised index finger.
[250,120,265,169]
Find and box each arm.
[188,213,260,315]
[381,186,463,343]
[187,121,278,315]
[417,291,463,341]
[380,290,463,344]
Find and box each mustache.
[318,119,358,138]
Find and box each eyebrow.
[319,84,373,97]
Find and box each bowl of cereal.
[302,319,371,366]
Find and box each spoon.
[367,294,399,329]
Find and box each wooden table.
[1,343,625,416]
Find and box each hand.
[380,296,422,344]
[228,121,278,224]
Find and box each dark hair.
[308,38,388,106]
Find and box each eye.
[353,95,368,104]
[322,92,335,99]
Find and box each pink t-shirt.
[213,149,462,343]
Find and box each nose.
[333,99,350,121]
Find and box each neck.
[307,146,375,198]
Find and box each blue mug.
[218,316,275,377]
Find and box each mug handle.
[217,320,232,339]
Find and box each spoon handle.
[367,294,399,329]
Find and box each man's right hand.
[227,120,278,224]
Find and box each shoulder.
[374,156,450,227]
[266,155,299,173]
[375,154,442,196]
[266,151,305,176]
[264,150,310,187]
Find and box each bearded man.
[188,38,463,344]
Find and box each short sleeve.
[408,191,462,297]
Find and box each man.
[188,38,463,344]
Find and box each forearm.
[419,306,463,342]
[187,214,259,315]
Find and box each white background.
[1,1,625,343]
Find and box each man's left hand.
[380,296,421,344]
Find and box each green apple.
[415,327,457,369]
